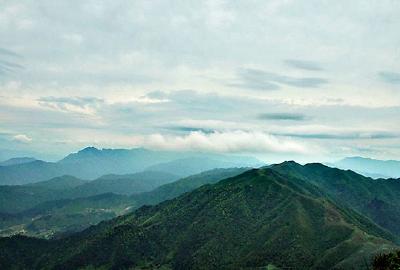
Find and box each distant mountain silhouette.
[0,157,37,166]
[0,147,262,185]
[334,156,400,178]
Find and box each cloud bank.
[143,131,308,154]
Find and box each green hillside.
[372,250,400,269]
[271,161,400,237]
[27,175,88,190]
[0,171,177,214]
[66,171,179,197]
[0,168,396,269]
[133,167,249,206]
[0,168,245,238]
[0,175,82,214]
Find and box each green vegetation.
[373,250,400,270]
[0,167,396,269]
[0,171,178,214]
[133,167,249,206]
[271,161,400,237]
[0,168,245,238]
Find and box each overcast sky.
[0,0,399,162]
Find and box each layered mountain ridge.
[0,147,261,185]
[0,164,398,269]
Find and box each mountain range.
[0,161,399,269]
[0,168,247,238]
[0,147,262,185]
[0,157,37,166]
[333,156,400,178]
[0,171,179,214]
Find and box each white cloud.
[61,33,84,45]
[13,134,32,143]
[143,131,308,154]
[0,1,399,161]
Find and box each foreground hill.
[372,250,400,269]
[271,161,400,237]
[0,147,261,185]
[0,168,396,269]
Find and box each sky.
[0,0,399,162]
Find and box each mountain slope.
[0,168,245,238]
[0,171,178,214]
[0,168,396,269]
[0,175,81,214]
[133,167,249,206]
[0,157,37,166]
[0,160,67,185]
[64,171,179,198]
[27,175,88,190]
[271,161,400,237]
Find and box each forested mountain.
[0,166,397,269]
[0,171,178,214]
[271,161,400,236]
[0,168,246,238]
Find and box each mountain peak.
[78,146,100,154]
[281,160,301,166]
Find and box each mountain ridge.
[0,147,262,185]
[0,165,397,269]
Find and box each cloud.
[13,134,32,143]
[164,126,215,134]
[284,59,323,71]
[143,130,308,154]
[229,68,328,90]
[38,96,104,115]
[0,48,24,77]
[0,48,21,58]
[379,71,400,84]
[258,113,307,121]
[227,69,280,90]
[0,1,399,161]
[277,131,399,140]
[61,33,84,45]
[0,60,24,75]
